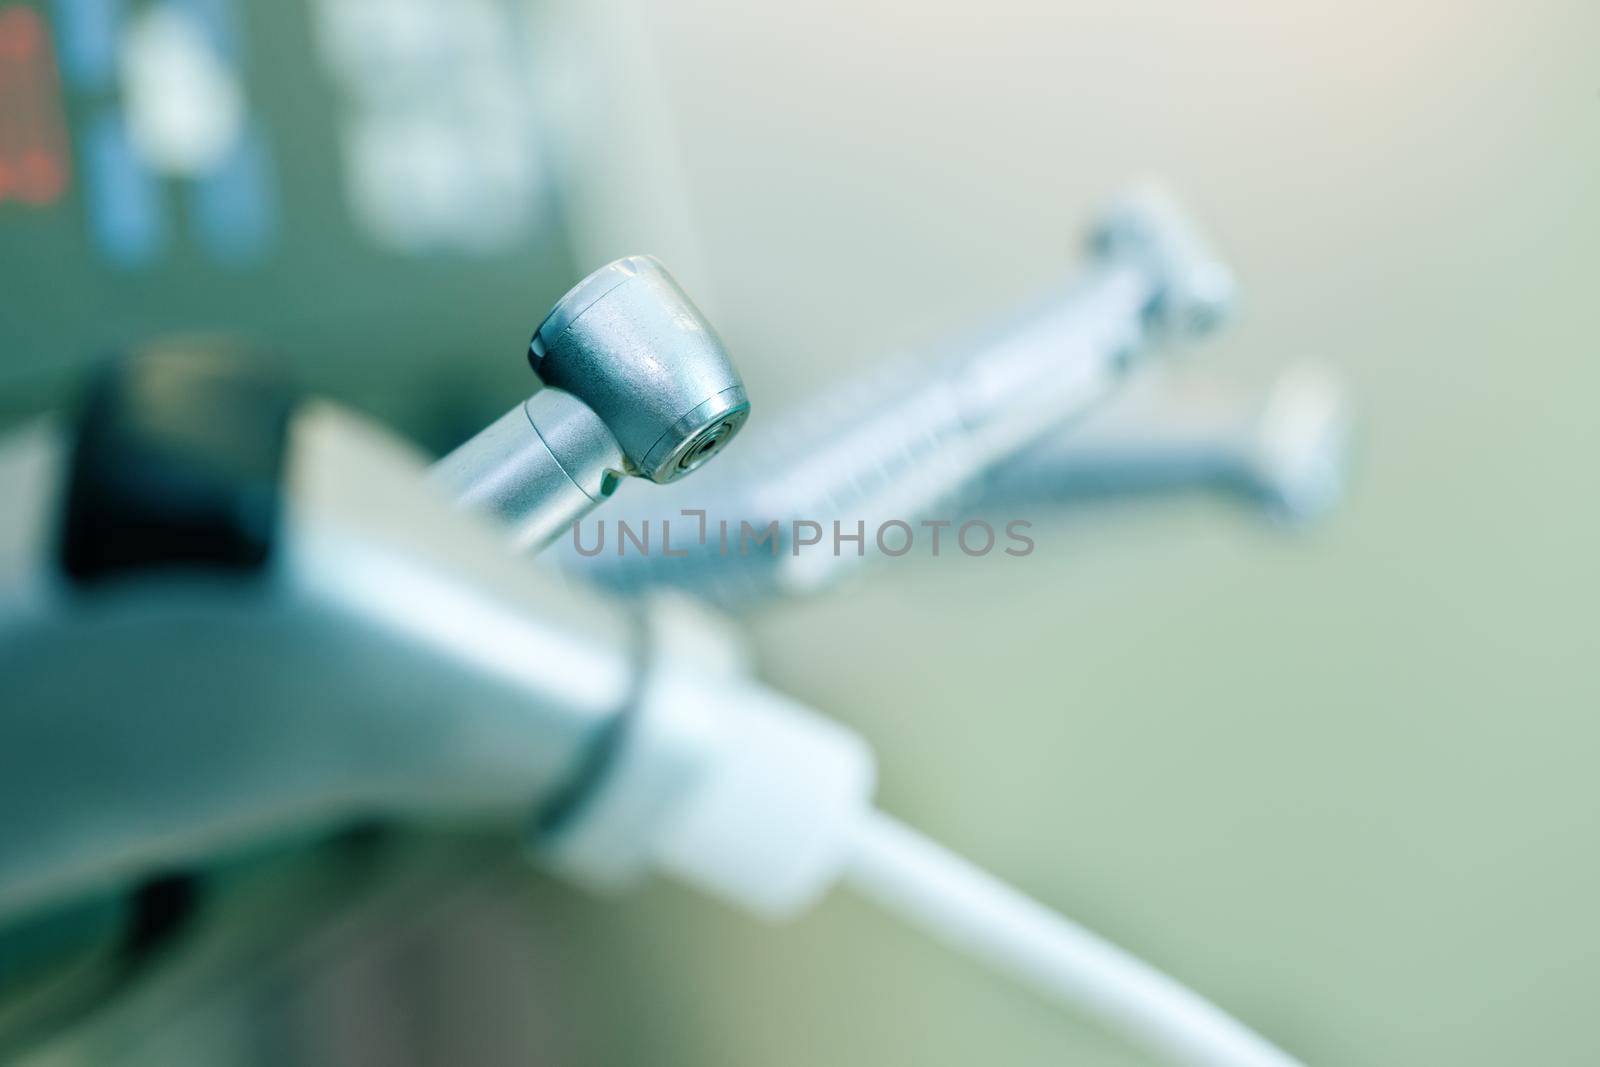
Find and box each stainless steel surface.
[429,389,626,552]
[559,189,1234,605]
[1090,184,1237,339]
[0,404,639,924]
[530,255,750,484]
[435,256,751,550]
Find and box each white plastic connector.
[541,666,875,918]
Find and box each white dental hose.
[544,660,1305,1067]
[845,809,1301,1067]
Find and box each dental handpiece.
[429,255,750,551]
[976,361,1353,524]
[553,185,1236,605]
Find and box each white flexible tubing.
[844,810,1303,1067]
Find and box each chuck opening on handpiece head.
[529,255,750,484]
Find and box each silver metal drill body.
[557,187,1236,606]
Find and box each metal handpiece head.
[1090,182,1237,340]
[529,256,750,484]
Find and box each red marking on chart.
[0,5,70,206]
